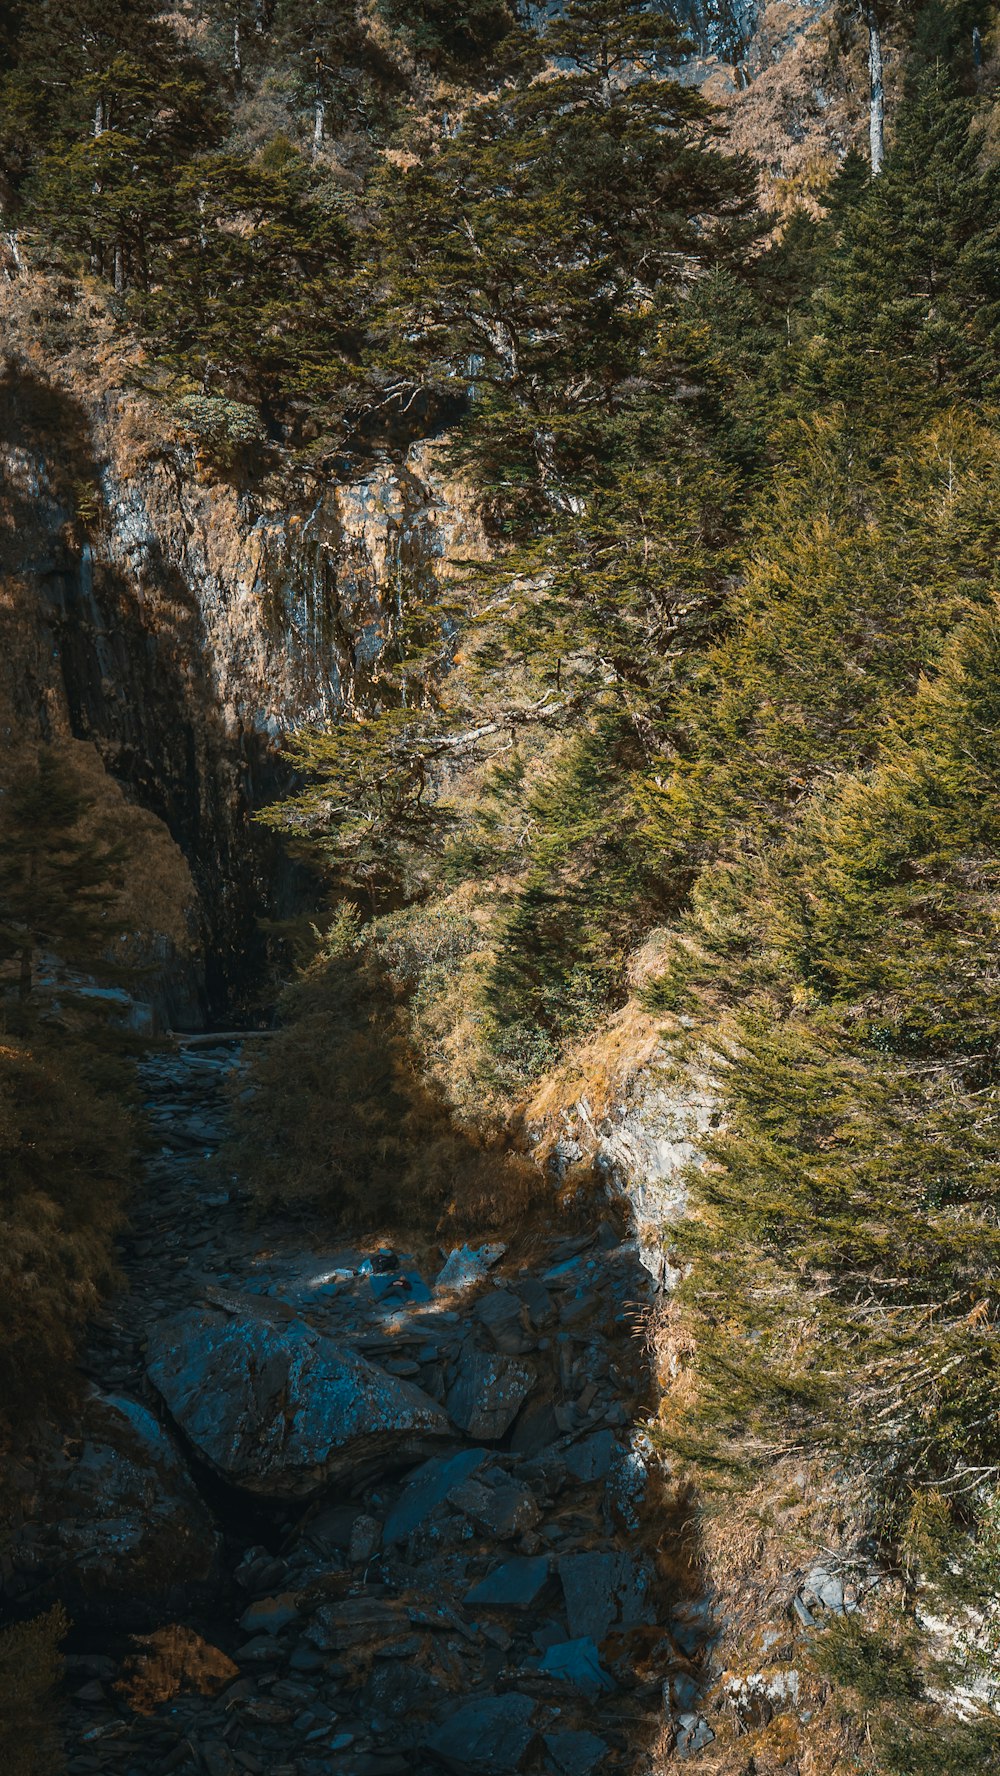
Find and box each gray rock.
[425,1693,537,1772]
[465,1556,552,1610]
[513,1277,555,1330]
[474,1290,532,1355]
[803,1566,845,1613]
[2,1390,219,1624]
[146,1306,448,1494]
[447,1351,535,1440]
[664,1671,701,1713]
[306,1598,402,1650]
[563,1431,616,1483]
[538,1637,614,1696]
[674,1713,715,1757]
[383,1448,489,1545]
[447,1477,539,1540]
[435,1244,506,1292]
[239,1594,301,1636]
[559,1552,655,1644]
[543,1730,609,1776]
[201,1749,239,1776]
[606,1430,653,1530]
[348,1515,382,1565]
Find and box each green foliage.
[641,410,1000,882]
[369,0,755,509]
[0,1606,68,1776]
[658,593,1000,1625]
[375,0,518,65]
[0,1033,131,1438]
[811,1613,1000,1774]
[228,903,536,1228]
[821,63,1000,412]
[174,391,267,459]
[139,137,359,405]
[0,749,131,1008]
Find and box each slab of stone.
[436,1243,506,1292]
[239,1594,301,1636]
[447,1476,539,1540]
[383,1448,489,1545]
[305,1598,403,1651]
[474,1289,532,1354]
[465,1556,551,1610]
[513,1276,556,1330]
[538,1637,615,1696]
[543,1730,609,1776]
[146,1306,448,1495]
[674,1713,715,1757]
[563,1430,616,1483]
[425,1692,537,1772]
[559,1551,655,1644]
[446,1350,535,1440]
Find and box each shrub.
[0,1607,67,1776]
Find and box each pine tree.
[824,62,1000,408]
[270,0,365,154]
[370,0,757,507]
[661,589,1000,1556]
[0,749,130,1006]
[3,0,219,288]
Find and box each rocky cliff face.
[0,273,484,1015]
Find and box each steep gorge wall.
[0,274,483,1016]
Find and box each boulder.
[146,1305,448,1495]
[543,1730,609,1776]
[559,1551,655,1644]
[238,1594,301,1636]
[448,1476,539,1540]
[563,1430,616,1483]
[2,1390,219,1625]
[474,1289,533,1354]
[465,1556,552,1610]
[436,1243,506,1292]
[383,1448,489,1545]
[446,1350,535,1440]
[538,1636,614,1696]
[425,1692,537,1772]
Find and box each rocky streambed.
[2,1043,717,1775]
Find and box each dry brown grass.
[115,1627,238,1717]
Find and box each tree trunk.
[866,8,885,176]
[114,240,125,294]
[94,96,104,137]
[313,93,325,157]
[233,16,242,80]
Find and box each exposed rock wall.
[0,276,484,1014]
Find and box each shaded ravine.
[45,1041,717,1775]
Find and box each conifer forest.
[7,1,1000,1771]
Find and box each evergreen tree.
[141,137,359,407]
[374,0,519,66]
[371,0,756,508]
[0,750,130,1006]
[824,63,1000,408]
[661,589,1000,1549]
[270,0,365,154]
[1,0,219,286]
